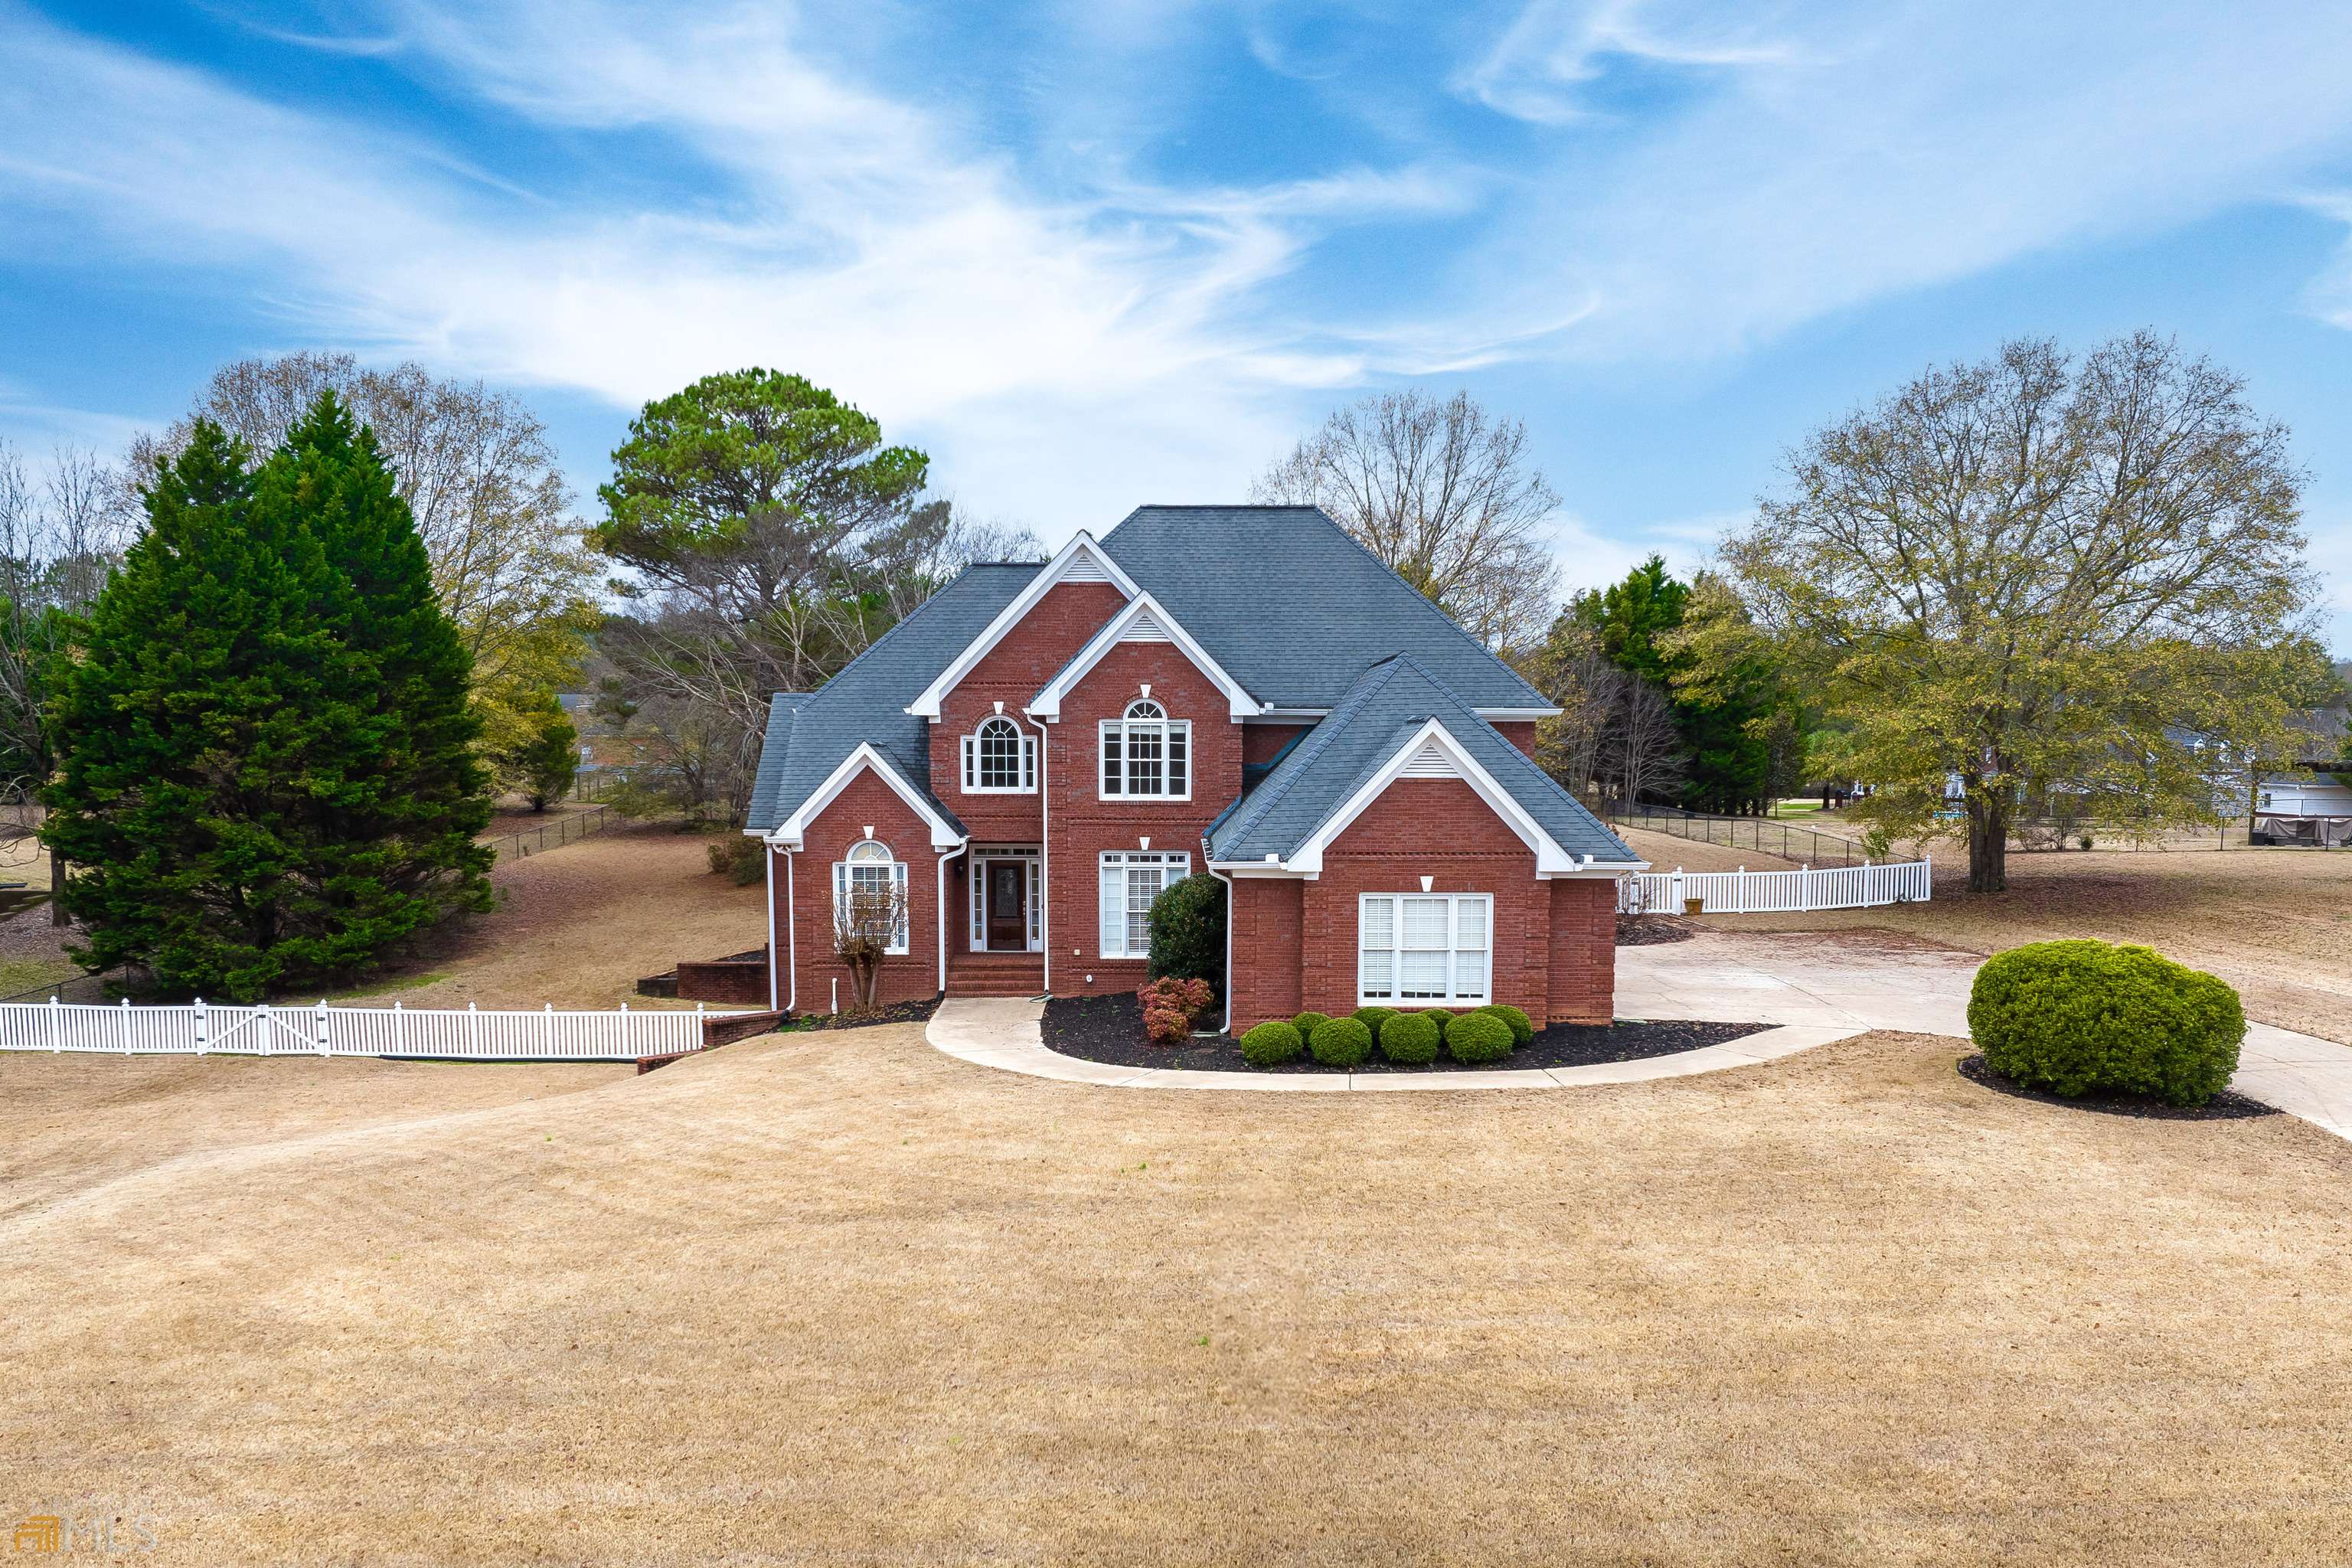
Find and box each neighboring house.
[742,505,1644,1028]
[2252,766,2352,847]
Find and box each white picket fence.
[1619,857,1932,916]
[0,998,720,1061]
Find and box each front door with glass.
[986,861,1027,950]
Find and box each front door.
[986,861,1027,951]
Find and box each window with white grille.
[961,716,1036,793]
[833,839,910,955]
[1357,893,1491,1004]
[1098,850,1191,958]
[1099,699,1190,800]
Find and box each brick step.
[947,951,1045,998]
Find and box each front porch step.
[948,952,1046,997]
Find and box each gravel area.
[1041,992,1766,1073]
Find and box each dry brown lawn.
[335,821,766,1011]
[5,1025,2350,1565]
[1617,823,1798,873]
[1740,847,2352,1044]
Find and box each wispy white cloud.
[1455,0,1804,126]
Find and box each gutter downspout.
[938,841,969,995]
[1037,717,1052,997]
[1209,864,1236,1034]
[765,840,780,1013]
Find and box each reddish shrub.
[1142,1005,1191,1045]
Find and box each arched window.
[1099,697,1189,800]
[960,715,1036,793]
[834,838,909,955]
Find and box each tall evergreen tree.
[1571,555,1782,814]
[44,397,493,999]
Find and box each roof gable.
[1206,655,1638,872]
[1027,592,1259,720]
[905,533,1141,719]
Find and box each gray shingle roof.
[1099,505,1553,711]
[743,564,1038,834]
[1205,655,1637,865]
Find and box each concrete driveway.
[1620,928,2352,1142]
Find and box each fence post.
[467,1001,480,1057]
[395,1000,405,1054]
[48,994,59,1052]
[257,998,271,1055]
[194,997,207,1056]
[697,1000,707,1052]
[315,999,329,1055]
[1671,867,1685,913]
[1800,864,1812,912]
[1736,867,1746,914]
[120,995,132,1055]
[544,1002,555,1057]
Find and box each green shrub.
[1354,1005,1398,1037]
[1445,1011,1513,1064]
[1968,939,2244,1107]
[1147,874,1226,994]
[1479,1004,1534,1048]
[1308,1015,1374,1067]
[1292,1011,1332,1040]
[1240,1021,1303,1068]
[1422,1008,1454,1037]
[1377,1011,1440,1064]
[706,834,765,885]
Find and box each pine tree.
[44,397,494,998]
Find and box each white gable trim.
[769,743,965,852]
[1285,719,1582,876]
[905,532,1142,719]
[1027,591,1262,721]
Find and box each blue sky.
[4,0,2350,652]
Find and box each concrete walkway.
[1616,929,2352,1141]
[926,928,2352,1138]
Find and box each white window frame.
[1098,698,1191,802]
[1357,893,1492,1006]
[960,716,1037,794]
[834,838,910,956]
[1098,850,1192,959]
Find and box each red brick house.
[743,505,1644,1029]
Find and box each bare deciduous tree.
[831,872,910,1014]
[1253,389,1561,652]
[0,440,129,917]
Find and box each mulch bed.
[1042,993,1767,1075]
[784,995,942,1034]
[1956,1053,2278,1122]
[1616,915,1697,946]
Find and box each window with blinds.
[1357,893,1491,1004]
[1098,850,1191,958]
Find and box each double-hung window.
[1099,699,1189,800]
[961,716,1036,793]
[1357,893,1491,1004]
[834,839,910,955]
[1099,850,1191,959]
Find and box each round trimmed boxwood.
[1354,1005,1399,1037]
[1479,1004,1534,1048]
[1422,1008,1454,1037]
[1240,1020,1304,1068]
[1377,1010,1440,1064]
[1968,938,2244,1107]
[1291,1011,1332,1040]
[1308,1015,1374,1068]
[1445,1011,1513,1064]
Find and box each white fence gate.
[0,998,724,1061]
[1619,858,1932,916]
